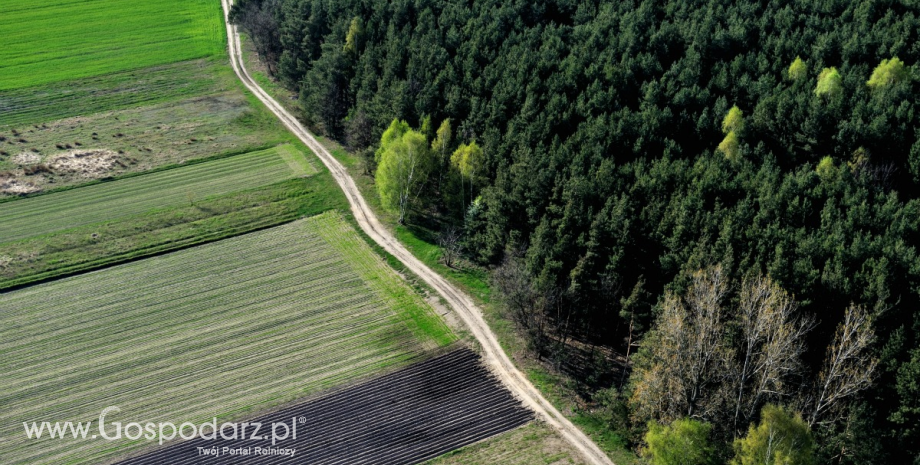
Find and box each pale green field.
[0,0,225,90]
[0,144,314,242]
[0,212,454,465]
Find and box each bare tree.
[438,226,462,268]
[492,252,548,356]
[630,265,730,423]
[230,0,282,75]
[732,274,814,432]
[808,304,878,427]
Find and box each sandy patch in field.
[0,177,40,195]
[47,149,119,177]
[12,152,41,165]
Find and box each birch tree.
[808,304,878,427]
[732,275,813,432]
[376,124,433,223]
[630,265,730,422]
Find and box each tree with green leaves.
[644,418,715,465]
[718,106,743,161]
[722,105,744,134]
[718,130,740,161]
[450,141,484,212]
[343,17,364,56]
[815,67,842,97]
[731,404,814,465]
[375,119,411,164]
[430,118,453,193]
[788,56,807,81]
[375,120,433,223]
[867,57,909,89]
[816,156,835,179]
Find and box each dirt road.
[220,2,615,463]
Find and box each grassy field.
[0,143,338,289]
[0,0,224,91]
[0,212,454,465]
[424,422,587,465]
[0,58,231,129]
[0,60,292,196]
[0,144,313,242]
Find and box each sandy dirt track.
[219,1,615,463]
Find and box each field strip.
[220,1,614,463]
[0,144,315,243]
[117,348,532,465]
[0,213,454,465]
[0,59,228,128]
[0,0,224,91]
[276,143,316,176]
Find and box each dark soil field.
[117,348,532,465]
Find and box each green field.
[0,212,454,465]
[0,0,224,91]
[0,144,313,242]
[0,58,231,128]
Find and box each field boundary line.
[220,1,614,464]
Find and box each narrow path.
[219,2,615,464]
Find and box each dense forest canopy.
[232,0,920,462]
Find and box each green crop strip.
[0,144,314,243]
[0,0,225,91]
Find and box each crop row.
[0,214,453,465]
[0,144,313,243]
[0,0,224,91]
[0,59,229,128]
[118,348,533,465]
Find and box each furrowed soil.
[117,349,532,465]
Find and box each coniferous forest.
[232,0,920,462]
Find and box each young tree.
[450,141,484,212]
[866,57,909,89]
[815,67,843,97]
[722,105,744,134]
[816,156,836,179]
[808,305,878,427]
[731,404,815,465]
[438,226,462,268]
[718,131,741,162]
[343,17,364,56]
[644,418,715,465]
[430,119,452,193]
[788,56,808,82]
[375,123,433,223]
[718,106,743,161]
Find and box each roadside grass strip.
[117,348,532,465]
[424,422,587,465]
[0,0,224,91]
[0,213,455,465]
[0,144,314,243]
